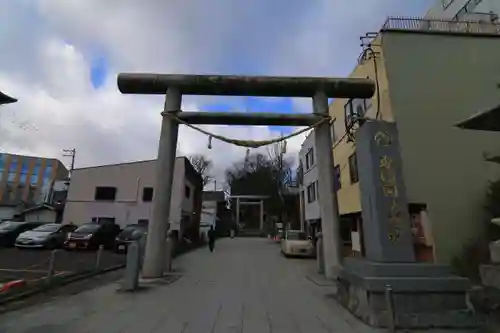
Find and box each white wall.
[298,131,321,222]
[201,200,217,226]
[63,158,196,229]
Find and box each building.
[327,17,500,264]
[200,191,227,239]
[425,0,499,21]
[62,157,203,240]
[0,153,68,220]
[0,90,17,105]
[298,131,320,232]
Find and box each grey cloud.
[1,0,434,187]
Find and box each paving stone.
[0,238,479,333]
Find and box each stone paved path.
[0,238,477,333]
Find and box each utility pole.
[62,148,76,179]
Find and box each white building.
[298,131,320,232]
[199,191,225,240]
[63,157,202,238]
[425,0,499,21]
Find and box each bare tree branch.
[188,154,214,186]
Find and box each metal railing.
[0,247,126,301]
[383,17,500,36]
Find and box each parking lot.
[0,248,126,283]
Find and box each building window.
[185,185,191,198]
[30,160,41,185]
[348,153,359,184]
[94,186,117,201]
[138,219,149,226]
[345,99,367,129]
[43,164,53,185]
[307,182,316,203]
[19,160,29,185]
[142,187,153,202]
[305,148,315,170]
[8,156,18,173]
[7,172,16,183]
[334,165,341,191]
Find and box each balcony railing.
[382,17,500,36]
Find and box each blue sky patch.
[90,56,108,89]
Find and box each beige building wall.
[63,157,197,230]
[329,35,395,215]
[381,30,500,263]
[328,25,500,263]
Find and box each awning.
[455,104,500,132]
[0,90,17,105]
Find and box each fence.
[383,17,500,36]
[0,247,126,303]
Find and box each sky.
[0,0,435,189]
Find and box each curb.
[0,263,125,307]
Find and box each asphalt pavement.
[0,248,125,283]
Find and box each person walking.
[208,225,216,252]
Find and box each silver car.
[15,223,77,249]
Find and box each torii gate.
[230,195,268,231]
[117,74,375,279]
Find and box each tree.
[225,147,295,228]
[188,154,214,187]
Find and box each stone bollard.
[385,285,396,332]
[164,235,173,273]
[46,249,58,285]
[138,233,148,269]
[122,241,140,291]
[316,232,324,275]
[95,245,104,270]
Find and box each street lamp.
[0,90,17,105]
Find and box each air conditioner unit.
[344,98,368,129]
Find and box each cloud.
[0,1,433,188]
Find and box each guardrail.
[383,17,500,36]
[0,247,126,304]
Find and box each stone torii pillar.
[142,87,181,277]
[117,74,375,279]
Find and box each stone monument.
[335,120,481,329]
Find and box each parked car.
[281,230,314,257]
[115,224,148,253]
[64,222,121,250]
[15,223,77,249]
[274,228,283,243]
[0,221,47,247]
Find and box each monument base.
[335,258,484,329]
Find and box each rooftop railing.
[382,17,500,36]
